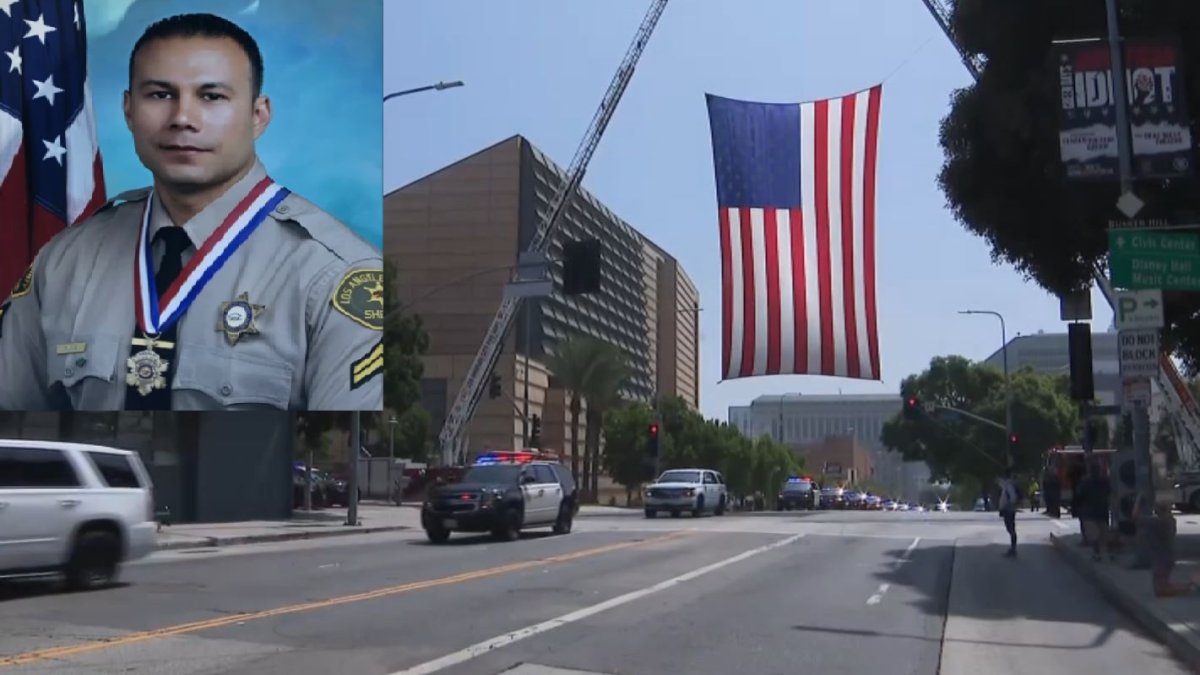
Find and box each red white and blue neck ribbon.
[134,176,290,335]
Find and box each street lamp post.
[383,80,464,103]
[959,310,1013,469]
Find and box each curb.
[155,525,411,551]
[1050,532,1200,671]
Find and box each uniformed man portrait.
[0,12,384,411]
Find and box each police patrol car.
[777,475,819,511]
[420,450,578,543]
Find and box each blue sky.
[84,0,383,248]
[384,0,1114,421]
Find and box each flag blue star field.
[0,0,106,294]
[706,85,883,382]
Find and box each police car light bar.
[473,450,540,466]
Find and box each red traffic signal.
[906,397,918,409]
[648,423,659,436]
[1009,433,1019,444]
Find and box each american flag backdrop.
[706,86,883,382]
[0,0,106,294]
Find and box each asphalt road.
[0,511,1187,675]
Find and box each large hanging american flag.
[706,86,883,382]
[0,0,106,294]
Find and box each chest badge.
[217,292,266,346]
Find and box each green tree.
[939,0,1200,368]
[881,355,1005,482]
[547,336,632,496]
[881,356,1076,487]
[974,368,1078,470]
[393,405,433,463]
[579,342,632,501]
[601,402,657,503]
[383,257,430,421]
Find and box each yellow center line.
[0,530,694,668]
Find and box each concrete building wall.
[385,135,701,459]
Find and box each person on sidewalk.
[1135,495,1200,597]
[1077,460,1114,562]
[1028,477,1041,512]
[997,469,1019,558]
[1043,469,1062,518]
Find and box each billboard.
[1055,38,1192,180]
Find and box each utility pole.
[346,411,361,527]
[1104,0,1156,566]
[388,415,398,505]
[959,310,1013,468]
[522,306,532,446]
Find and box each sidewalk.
[1051,515,1200,671]
[155,505,419,551]
[154,502,640,551]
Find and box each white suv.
[644,468,728,518]
[0,440,158,590]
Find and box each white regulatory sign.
[1122,376,1152,411]
[1118,330,1160,377]
[1115,289,1165,331]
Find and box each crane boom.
[919,0,1200,472]
[920,0,984,80]
[435,0,672,464]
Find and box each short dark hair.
[129,13,264,97]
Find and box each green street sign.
[1108,229,1200,290]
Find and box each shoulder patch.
[9,264,32,300]
[350,340,384,390]
[331,268,384,331]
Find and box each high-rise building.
[385,135,699,458]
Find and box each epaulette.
[270,191,379,263]
[93,187,152,215]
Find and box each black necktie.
[125,227,191,410]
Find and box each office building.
[729,393,931,499]
[981,329,1120,407]
[385,135,700,459]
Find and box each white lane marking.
[900,537,920,561]
[389,533,806,675]
[1052,519,1069,530]
[866,583,890,605]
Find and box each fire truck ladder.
[920,0,1200,470]
[435,0,672,464]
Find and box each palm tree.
[580,346,631,501]
[546,336,632,496]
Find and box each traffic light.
[529,414,542,448]
[647,422,660,457]
[903,396,921,418]
[488,373,502,399]
[1068,322,1095,402]
[562,238,602,296]
[1009,433,1019,445]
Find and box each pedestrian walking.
[996,470,1019,558]
[1077,460,1113,561]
